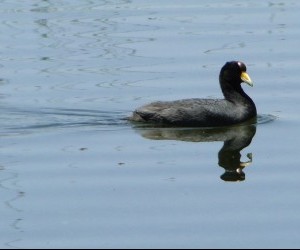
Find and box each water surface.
[1,0,300,248]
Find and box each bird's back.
[129,98,248,127]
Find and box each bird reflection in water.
[131,121,256,182]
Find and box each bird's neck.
[221,80,253,105]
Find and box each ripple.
[257,114,278,125]
[0,107,129,137]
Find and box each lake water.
[1,0,300,248]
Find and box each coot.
[129,61,257,127]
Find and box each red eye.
[237,61,246,71]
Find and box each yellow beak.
[241,72,253,87]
